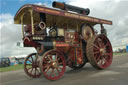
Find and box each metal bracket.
[100,24,107,36]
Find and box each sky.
[0,0,128,57]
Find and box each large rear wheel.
[86,34,113,69]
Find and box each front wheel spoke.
[27,67,32,70]
[36,67,40,74]
[28,60,32,63]
[37,69,40,74]
[34,68,37,75]
[31,57,34,63]
[30,67,33,74]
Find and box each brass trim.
[53,40,56,50]
[30,10,34,35]
[58,29,64,36]
[21,13,24,38]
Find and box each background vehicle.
[14,1,113,80]
[0,58,10,67]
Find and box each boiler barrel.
[52,1,90,15]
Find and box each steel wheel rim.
[24,53,41,78]
[40,50,66,80]
[93,35,113,68]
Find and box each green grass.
[0,64,24,72]
[113,52,128,56]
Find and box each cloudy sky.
[0,0,128,57]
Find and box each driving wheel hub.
[100,48,105,54]
[52,61,58,68]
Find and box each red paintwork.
[24,37,39,48]
[40,50,66,80]
[24,53,41,78]
[93,35,113,69]
[76,48,83,64]
[68,47,84,65]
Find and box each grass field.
[113,52,128,56]
[0,64,24,72]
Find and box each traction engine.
[14,1,113,80]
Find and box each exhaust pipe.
[52,1,90,15]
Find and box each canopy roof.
[14,4,112,26]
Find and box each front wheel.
[24,53,41,78]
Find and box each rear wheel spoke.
[97,41,102,48]
[94,51,100,54]
[86,35,113,69]
[93,45,100,50]
[96,56,101,62]
[104,53,110,56]
[104,42,109,48]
